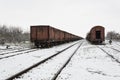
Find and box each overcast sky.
[0,0,120,37]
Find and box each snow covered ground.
[0,41,79,80]
[56,40,120,80]
[0,40,120,80]
[15,41,82,80]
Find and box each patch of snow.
[56,41,120,80]
[0,41,79,80]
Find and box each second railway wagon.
[30,25,81,48]
[86,25,105,44]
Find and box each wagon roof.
[91,25,104,29]
[30,25,50,27]
[90,25,104,31]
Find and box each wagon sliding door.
[96,31,101,39]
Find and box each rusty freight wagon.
[30,25,81,48]
[86,26,105,44]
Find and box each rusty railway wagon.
[86,26,105,44]
[30,25,81,48]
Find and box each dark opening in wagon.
[96,31,101,39]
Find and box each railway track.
[97,45,120,64]
[6,41,82,80]
[0,48,20,53]
[52,42,83,80]
[0,48,31,55]
[0,48,38,60]
[105,45,120,53]
[0,47,25,52]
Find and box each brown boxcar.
[87,26,105,44]
[30,25,81,48]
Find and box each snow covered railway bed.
[13,41,83,80]
[56,41,120,80]
[105,41,120,51]
[0,48,38,60]
[1,40,120,80]
[0,48,31,55]
[0,41,80,80]
[97,45,120,64]
[0,45,32,56]
[0,48,24,53]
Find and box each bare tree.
[0,25,9,44]
[0,25,24,43]
[8,27,23,43]
[106,31,120,40]
[22,32,30,42]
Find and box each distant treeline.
[106,31,120,40]
[0,25,30,44]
